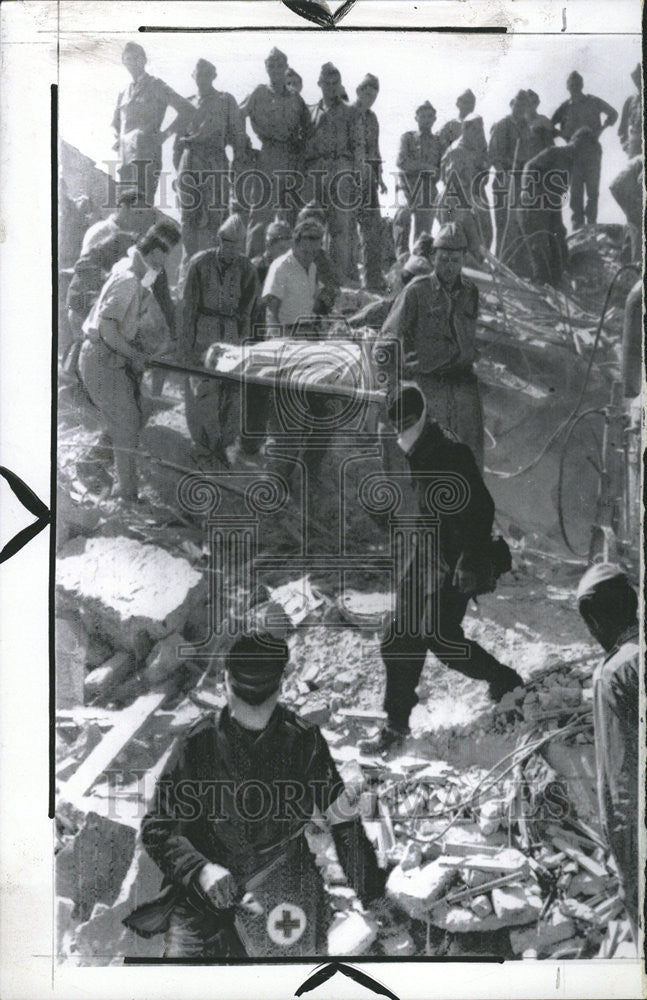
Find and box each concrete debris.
[328,911,377,955]
[56,812,136,922]
[56,618,86,708]
[386,859,459,920]
[143,633,185,687]
[509,911,576,956]
[381,928,415,956]
[84,652,136,702]
[491,883,543,925]
[57,536,206,653]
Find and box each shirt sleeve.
[550,102,566,127]
[99,275,139,329]
[595,95,618,125]
[262,258,286,303]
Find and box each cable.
[485,262,640,480]
[556,407,606,556]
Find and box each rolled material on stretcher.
[147,338,387,404]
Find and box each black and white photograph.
[0,1,643,997]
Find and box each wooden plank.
[338,708,388,722]
[58,693,165,805]
[550,836,608,879]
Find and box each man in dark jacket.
[550,71,618,228]
[576,564,639,943]
[127,631,385,956]
[361,385,523,753]
[488,89,532,263]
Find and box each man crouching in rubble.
[576,564,639,943]
[125,630,385,957]
[361,385,524,754]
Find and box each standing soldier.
[439,114,491,258]
[618,64,642,158]
[352,73,388,292]
[180,216,258,468]
[611,65,643,262]
[576,565,639,944]
[360,384,523,754]
[381,222,485,470]
[78,223,177,500]
[520,127,596,287]
[439,88,482,154]
[304,63,361,286]
[112,42,193,206]
[550,71,618,229]
[488,90,532,263]
[524,90,556,159]
[240,48,311,259]
[174,59,246,267]
[392,102,442,257]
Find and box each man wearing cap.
[240,48,311,259]
[285,67,303,96]
[262,218,340,485]
[520,127,597,287]
[304,63,361,286]
[180,215,258,468]
[576,564,639,943]
[78,222,177,500]
[80,188,148,257]
[618,64,642,159]
[439,89,482,155]
[393,102,442,257]
[439,114,491,258]
[611,65,643,263]
[550,72,618,228]
[352,74,387,291]
[361,384,523,753]
[112,43,193,205]
[128,628,385,956]
[524,90,556,160]
[382,221,485,469]
[250,220,293,331]
[295,202,340,315]
[174,60,246,266]
[488,90,533,262]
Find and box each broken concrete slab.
[57,536,207,654]
[84,652,136,702]
[509,911,576,955]
[491,883,543,925]
[327,911,377,955]
[56,811,136,922]
[72,842,166,962]
[56,618,86,708]
[387,858,459,920]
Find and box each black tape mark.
[282,1,358,28]
[0,466,50,565]
[295,961,401,999]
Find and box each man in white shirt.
[79,188,148,257]
[261,218,334,489]
[262,217,323,335]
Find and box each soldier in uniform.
[174,59,246,267]
[439,114,491,259]
[524,90,556,159]
[611,65,643,261]
[304,63,361,286]
[240,48,311,259]
[126,629,385,957]
[351,73,387,292]
[550,71,618,228]
[180,215,258,468]
[392,102,442,257]
[618,64,642,158]
[381,222,485,470]
[438,88,481,154]
[78,222,177,500]
[112,42,193,206]
[576,565,639,943]
[488,89,532,261]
